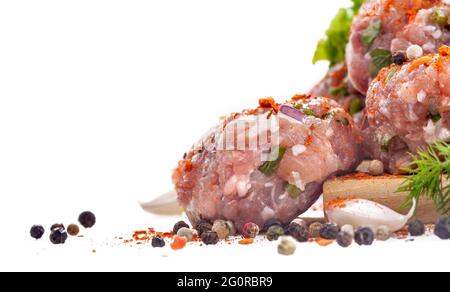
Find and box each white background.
[0,0,448,272]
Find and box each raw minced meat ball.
[363,46,450,173]
[172,95,362,231]
[347,0,450,94]
[309,62,365,120]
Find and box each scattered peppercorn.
[340,224,355,238]
[176,227,193,242]
[30,225,45,240]
[242,222,260,239]
[368,160,384,176]
[291,218,307,229]
[151,235,165,248]
[67,224,80,236]
[434,218,450,240]
[376,225,391,241]
[277,236,297,256]
[309,222,323,238]
[49,228,68,245]
[266,225,285,241]
[78,211,96,228]
[173,221,190,235]
[355,227,375,246]
[408,220,425,237]
[201,231,220,245]
[285,222,309,242]
[336,231,353,248]
[226,221,236,236]
[171,236,187,250]
[392,52,407,66]
[319,223,339,240]
[50,223,65,232]
[195,220,213,236]
[212,220,230,240]
[262,218,284,232]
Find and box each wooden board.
[323,173,442,224]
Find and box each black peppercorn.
[50,223,65,232]
[173,221,190,234]
[408,220,425,237]
[336,231,353,248]
[30,225,45,240]
[49,228,68,245]
[392,52,407,65]
[151,235,166,248]
[78,211,96,228]
[201,231,219,245]
[195,220,213,236]
[434,218,450,240]
[285,222,309,242]
[355,227,374,246]
[319,223,339,240]
[262,218,284,232]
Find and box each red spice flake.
[393,227,409,240]
[258,97,279,113]
[439,45,450,56]
[316,238,334,247]
[238,238,254,245]
[171,236,187,250]
[133,230,149,241]
[426,224,435,233]
[408,56,433,72]
[304,135,313,146]
[326,197,356,210]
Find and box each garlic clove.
[139,190,182,216]
[326,198,416,232]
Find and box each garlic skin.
[326,198,416,232]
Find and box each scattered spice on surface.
[316,238,334,247]
[30,225,45,240]
[408,220,426,237]
[173,221,190,235]
[325,197,356,210]
[201,231,220,245]
[176,227,193,242]
[308,222,323,238]
[170,236,187,250]
[50,223,65,232]
[278,236,297,256]
[266,225,285,241]
[242,222,260,239]
[285,222,309,242]
[67,224,80,236]
[78,211,96,228]
[238,238,254,245]
[319,224,339,240]
[49,228,68,245]
[355,227,375,246]
[336,232,353,248]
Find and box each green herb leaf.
[349,98,364,116]
[431,8,448,27]
[286,183,302,199]
[313,0,364,67]
[294,103,303,110]
[385,66,398,82]
[361,20,381,47]
[431,113,442,124]
[303,108,317,117]
[330,85,349,97]
[369,48,393,78]
[398,141,450,215]
[258,146,287,177]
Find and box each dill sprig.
[398,141,450,215]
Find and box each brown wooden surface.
[323,173,441,224]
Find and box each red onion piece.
[279,105,307,122]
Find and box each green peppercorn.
[212,220,230,240]
[309,222,323,238]
[266,225,285,241]
[277,236,297,256]
[431,9,448,27]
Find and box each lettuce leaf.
[312,0,365,67]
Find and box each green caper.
[431,9,448,27]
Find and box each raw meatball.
[364,46,450,173]
[309,62,365,119]
[173,96,362,231]
[347,0,450,94]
